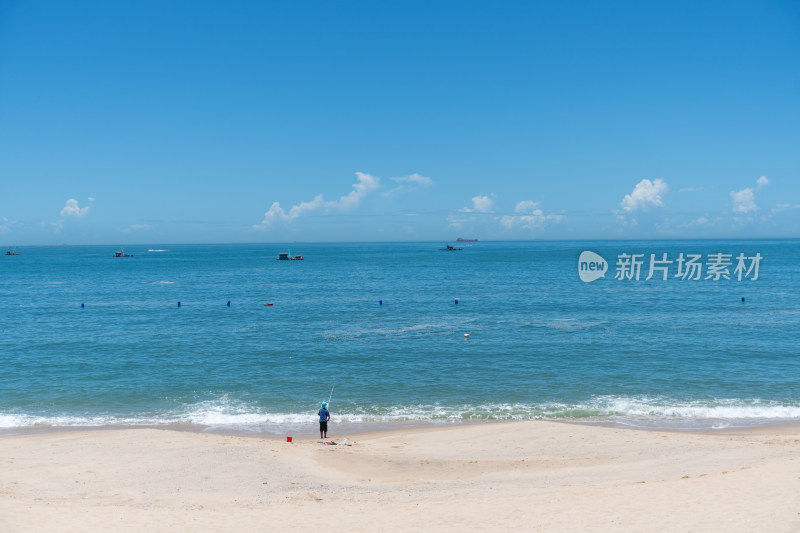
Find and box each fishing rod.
[328,383,335,405]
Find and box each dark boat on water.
[277,250,304,260]
[440,244,462,251]
[114,250,134,257]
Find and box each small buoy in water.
[177,301,181,307]
[81,303,84,308]
[379,299,383,305]
[741,297,745,303]
[266,302,274,306]
[454,298,459,304]
[464,333,470,339]
[227,300,231,307]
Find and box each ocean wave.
[0,413,165,428]
[3,396,799,432]
[587,395,800,417]
[323,319,475,341]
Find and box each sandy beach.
[1,421,798,532]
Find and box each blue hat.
[321,402,328,408]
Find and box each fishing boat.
[440,244,462,251]
[114,250,134,257]
[277,250,304,260]
[5,250,20,255]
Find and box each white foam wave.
[587,396,800,420]
[149,281,176,285]
[174,398,800,428]
[323,319,474,341]
[2,396,799,431]
[179,398,311,427]
[147,249,168,252]
[0,413,170,428]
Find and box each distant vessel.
[456,238,478,242]
[440,244,462,251]
[277,250,304,260]
[114,250,134,257]
[5,250,19,255]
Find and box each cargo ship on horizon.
[456,238,478,242]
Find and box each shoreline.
[3,416,800,439]
[1,420,798,532]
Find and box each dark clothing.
[318,408,330,422]
[319,421,328,432]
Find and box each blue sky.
[1,0,798,244]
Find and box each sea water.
[1,240,798,435]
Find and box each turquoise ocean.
[1,240,798,435]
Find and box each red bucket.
[286,436,293,443]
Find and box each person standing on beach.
[318,402,331,439]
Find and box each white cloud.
[331,172,380,210]
[259,194,325,225]
[730,188,757,214]
[500,209,564,230]
[254,172,381,228]
[620,179,668,212]
[731,176,769,215]
[514,200,541,213]
[500,201,564,230]
[771,203,800,214]
[51,198,91,233]
[460,195,495,213]
[667,215,723,230]
[447,214,466,230]
[391,173,432,186]
[60,198,90,218]
[387,173,433,195]
[730,176,771,215]
[472,195,494,213]
[616,214,638,227]
[686,216,710,227]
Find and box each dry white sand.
[1,421,798,532]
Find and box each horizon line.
[3,236,798,248]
